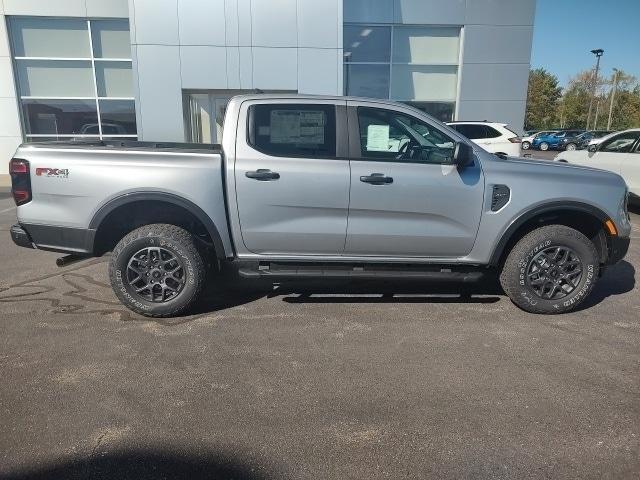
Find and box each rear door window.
[453,124,487,139]
[599,132,640,153]
[484,126,502,138]
[248,104,336,158]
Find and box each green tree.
[600,71,640,130]
[525,68,562,130]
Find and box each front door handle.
[245,169,280,181]
[360,173,393,185]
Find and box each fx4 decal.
[36,168,69,178]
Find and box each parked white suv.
[555,129,640,203]
[447,121,521,157]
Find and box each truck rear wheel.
[109,224,206,317]
[499,225,599,314]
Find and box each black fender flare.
[489,201,611,266]
[89,191,227,259]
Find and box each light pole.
[586,48,604,130]
[607,68,620,130]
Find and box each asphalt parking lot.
[1,186,639,479]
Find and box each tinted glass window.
[21,99,98,135]
[600,132,640,153]
[453,124,487,139]
[249,104,336,158]
[344,64,390,99]
[357,107,455,164]
[484,126,502,138]
[343,26,391,63]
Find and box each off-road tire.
[499,225,599,314]
[109,224,206,317]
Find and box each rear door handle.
[245,169,280,181]
[360,173,393,185]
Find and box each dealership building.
[0,0,535,175]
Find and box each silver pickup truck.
[9,94,631,316]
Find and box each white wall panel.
[131,0,178,45]
[394,0,465,25]
[3,0,86,17]
[134,45,183,141]
[180,46,227,89]
[251,0,297,47]
[86,0,128,18]
[298,0,339,49]
[252,47,297,90]
[466,0,536,26]
[178,0,226,46]
[458,63,529,101]
[462,25,533,64]
[298,48,338,95]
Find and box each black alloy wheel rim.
[525,246,583,300]
[126,247,186,302]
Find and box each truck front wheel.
[499,225,599,314]
[109,224,206,317]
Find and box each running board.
[237,262,484,282]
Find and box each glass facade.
[8,18,136,141]
[344,24,460,121]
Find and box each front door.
[345,103,485,258]
[234,100,350,255]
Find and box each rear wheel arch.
[490,202,612,267]
[90,192,226,259]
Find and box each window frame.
[348,105,458,165]
[246,102,346,160]
[8,17,135,141]
[599,131,640,154]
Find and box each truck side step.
[237,262,484,282]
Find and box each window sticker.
[270,110,325,144]
[366,124,390,151]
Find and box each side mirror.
[588,144,598,153]
[453,142,474,167]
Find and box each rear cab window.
[248,104,336,158]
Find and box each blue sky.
[530,0,640,87]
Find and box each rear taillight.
[508,137,522,143]
[10,158,32,206]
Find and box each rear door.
[621,137,640,196]
[234,99,350,255]
[590,131,640,176]
[345,102,485,258]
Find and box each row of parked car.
[442,122,615,157]
[521,129,613,151]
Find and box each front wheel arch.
[490,203,611,267]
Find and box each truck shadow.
[577,260,635,311]
[0,448,278,480]
[195,260,635,313]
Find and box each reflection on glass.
[9,18,91,58]
[16,60,94,97]
[343,25,391,63]
[405,102,456,122]
[91,20,132,58]
[344,64,390,99]
[95,61,134,97]
[390,65,458,101]
[99,100,137,134]
[392,27,460,64]
[22,99,98,135]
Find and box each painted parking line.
[0,206,17,214]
